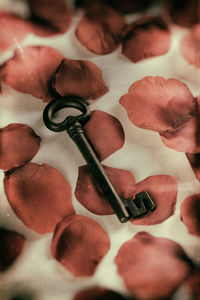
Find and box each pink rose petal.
[181,194,200,237]
[131,175,178,225]
[0,123,40,171]
[4,162,74,234]
[115,232,193,300]
[0,228,25,271]
[74,165,135,215]
[74,287,127,300]
[84,110,125,161]
[0,46,63,102]
[186,153,200,181]
[53,59,109,100]
[121,16,170,63]
[51,215,110,277]
[181,24,200,67]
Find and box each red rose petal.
[120,76,196,133]
[115,232,193,300]
[121,16,170,63]
[28,0,71,37]
[0,123,41,171]
[0,11,32,52]
[75,3,126,54]
[74,165,135,215]
[74,287,127,300]
[186,153,200,181]
[51,215,110,277]
[181,194,200,237]
[184,267,200,299]
[4,162,74,234]
[0,228,25,271]
[131,175,178,225]
[53,59,109,100]
[181,24,200,67]
[0,46,63,102]
[84,110,125,161]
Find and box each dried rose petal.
[28,0,71,36]
[181,24,200,67]
[0,46,63,102]
[115,232,193,300]
[121,16,170,63]
[0,123,40,171]
[75,3,126,54]
[75,165,135,215]
[120,76,196,133]
[0,11,32,52]
[0,228,25,271]
[53,59,109,100]
[51,215,110,277]
[74,287,127,300]
[4,162,74,234]
[84,110,125,161]
[186,153,200,181]
[131,175,177,225]
[181,194,200,237]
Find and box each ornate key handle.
[43,96,156,223]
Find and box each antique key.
[43,96,156,223]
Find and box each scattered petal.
[74,287,127,300]
[186,152,200,181]
[74,165,135,215]
[84,110,125,160]
[0,46,64,102]
[120,76,196,133]
[131,175,178,225]
[53,59,109,100]
[75,2,126,54]
[4,162,74,234]
[115,232,193,300]
[181,194,200,237]
[51,215,110,277]
[0,123,41,171]
[181,24,200,67]
[0,228,25,271]
[121,16,170,63]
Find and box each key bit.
[43,96,156,223]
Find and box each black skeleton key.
[43,96,156,223]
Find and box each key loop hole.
[43,96,91,132]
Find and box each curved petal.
[0,46,63,101]
[0,123,40,171]
[186,153,200,181]
[53,59,109,100]
[74,287,127,300]
[84,110,125,161]
[74,165,135,215]
[121,16,170,63]
[0,228,25,271]
[183,267,200,299]
[181,24,200,67]
[51,215,110,277]
[120,76,196,133]
[115,232,193,300]
[181,194,200,237]
[4,162,74,234]
[131,175,178,225]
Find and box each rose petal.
[115,232,193,300]
[53,59,109,100]
[0,228,25,271]
[4,162,74,234]
[0,46,64,102]
[84,110,125,161]
[186,153,200,181]
[121,16,170,63]
[74,165,135,215]
[120,76,196,133]
[184,267,200,299]
[181,194,200,237]
[74,287,127,300]
[181,24,200,67]
[51,215,110,277]
[0,11,32,52]
[75,3,126,54]
[28,0,71,37]
[0,123,41,171]
[131,175,178,225]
